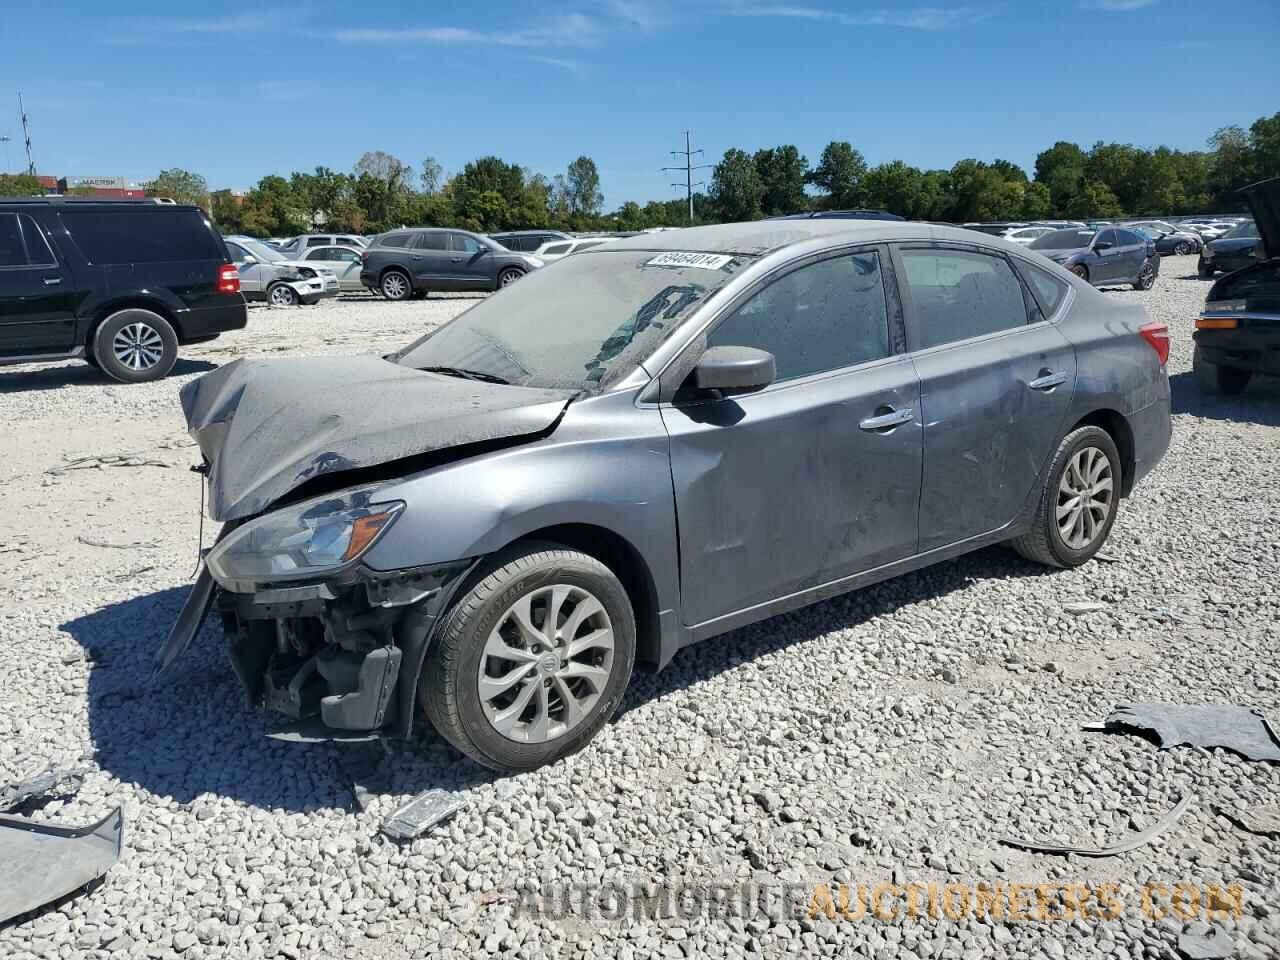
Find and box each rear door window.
[59,209,223,264]
[380,233,410,248]
[0,214,25,267]
[414,232,449,251]
[707,250,891,382]
[19,215,56,266]
[899,248,1029,350]
[450,233,482,253]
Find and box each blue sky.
[3,1,1277,205]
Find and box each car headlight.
[206,488,404,587]
[522,255,544,268]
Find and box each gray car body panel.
[181,217,1171,687]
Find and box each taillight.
[217,263,241,295]
[1139,321,1169,366]
[1196,317,1238,330]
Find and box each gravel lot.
[1,257,1278,960]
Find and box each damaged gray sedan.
[161,221,1172,772]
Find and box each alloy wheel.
[1175,241,1192,255]
[1138,263,1155,289]
[382,273,408,299]
[477,584,615,744]
[499,269,522,287]
[1056,446,1113,550]
[269,284,297,306]
[111,322,164,371]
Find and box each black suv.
[0,198,247,382]
[359,228,542,301]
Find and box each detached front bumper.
[156,559,476,740]
[294,275,339,303]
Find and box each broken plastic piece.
[263,719,382,744]
[0,766,87,813]
[1104,703,1280,762]
[999,794,1192,857]
[0,806,124,923]
[381,789,467,841]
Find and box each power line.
[661,131,712,225]
[18,91,35,176]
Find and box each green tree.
[806,141,868,210]
[563,155,604,217]
[710,148,764,222]
[210,190,244,233]
[1021,181,1052,220]
[240,175,308,237]
[144,168,209,207]
[1064,180,1124,219]
[752,145,808,217]
[1249,113,1280,180]
[1206,126,1254,211]
[1033,141,1087,216]
[353,151,414,229]
[0,173,41,195]
[420,156,443,194]
[862,161,931,219]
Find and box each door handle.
[1029,370,1068,392]
[411,255,423,261]
[43,276,62,285]
[859,406,913,432]
[450,257,463,262]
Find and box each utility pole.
[18,92,35,175]
[662,131,712,225]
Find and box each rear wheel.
[92,309,179,383]
[1011,426,1121,568]
[381,270,412,301]
[1193,345,1252,395]
[419,543,636,772]
[1174,240,1193,256]
[1133,260,1156,290]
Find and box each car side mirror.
[1093,241,1112,252]
[690,346,776,396]
[240,255,257,265]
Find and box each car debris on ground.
[0,807,124,923]
[0,766,88,813]
[1000,794,1193,857]
[380,788,469,841]
[1096,703,1280,761]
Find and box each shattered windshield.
[392,250,757,390]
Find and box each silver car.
[299,245,366,292]
[223,236,340,306]
[276,233,368,258]
[163,220,1172,772]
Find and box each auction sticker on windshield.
[645,252,734,270]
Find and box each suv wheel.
[497,268,525,288]
[92,309,178,383]
[1133,260,1156,290]
[1193,345,1251,395]
[267,282,299,307]
[419,543,636,772]
[381,270,412,301]
[1010,426,1121,568]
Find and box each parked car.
[1029,227,1159,289]
[489,230,572,253]
[771,210,906,221]
[962,222,1028,237]
[1182,221,1234,241]
[276,234,367,258]
[0,198,246,382]
[1126,222,1202,255]
[1198,221,1261,278]
[359,228,542,300]
[300,245,366,292]
[223,236,339,306]
[1193,180,1276,394]
[1002,226,1056,246]
[160,219,1172,772]
[532,237,617,263]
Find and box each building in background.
[57,175,146,198]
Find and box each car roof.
[597,219,1034,257]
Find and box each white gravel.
[1,259,1278,960]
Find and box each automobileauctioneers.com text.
[512,879,1246,924]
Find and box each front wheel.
[1193,346,1252,395]
[419,543,636,772]
[1069,264,1089,282]
[497,268,525,288]
[92,309,179,383]
[1133,260,1156,290]
[1010,426,1121,568]
[1174,241,1193,256]
[267,282,299,307]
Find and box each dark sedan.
[1128,223,1202,256]
[360,228,543,300]
[1029,227,1159,290]
[1198,221,1260,278]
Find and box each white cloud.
[1079,0,1157,10]
[332,14,606,48]
[726,3,991,29]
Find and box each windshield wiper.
[416,365,511,385]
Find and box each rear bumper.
[1195,328,1280,375]
[175,300,247,341]
[1128,389,1172,491]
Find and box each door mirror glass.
[690,346,776,396]
[1093,241,1112,252]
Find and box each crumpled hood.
[1242,178,1278,257]
[180,356,575,521]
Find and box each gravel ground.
[1,257,1278,960]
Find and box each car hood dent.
[1242,177,1278,257]
[180,356,576,521]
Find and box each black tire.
[266,282,299,307]
[410,289,429,301]
[1198,264,1214,279]
[1133,260,1156,290]
[380,270,412,301]
[419,543,636,772]
[1010,426,1122,569]
[91,309,178,384]
[1193,346,1251,396]
[1174,241,1193,256]
[1069,264,1089,282]
[83,352,100,369]
[497,267,525,289]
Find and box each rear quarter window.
[60,209,223,264]
[1015,260,1070,318]
[379,233,411,248]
